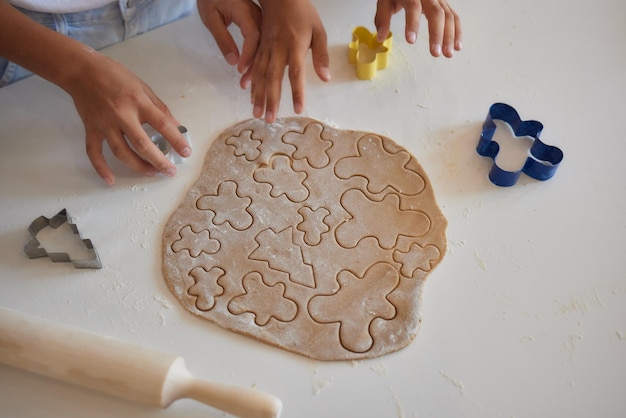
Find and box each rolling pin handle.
[162,357,283,418]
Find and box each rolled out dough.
[162,117,447,360]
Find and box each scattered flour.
[370,362,389,377]
[310,366,334,396]
[473,249,488,270]
[439,370,466,396]
[392,393,405,418]
[385,385,406,418]
[154,294,173,309]
[311,375,334,396]
[153,295,172,326]
[555,291,605,316]
[447,238,466,256]
[562,333,583,363]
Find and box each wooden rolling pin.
[0,307,282,418]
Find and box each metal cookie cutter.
[348,26,392,80]
[476,103,564,187]
[149,125,191,164]
[23,209,102,269]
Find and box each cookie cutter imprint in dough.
[23,208,102,269]
[163,118,447,360]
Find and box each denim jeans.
[0,0,195,86]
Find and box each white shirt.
[8,0,114,13]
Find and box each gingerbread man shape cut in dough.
[334,134,426,195]
[309,262,399,353]
[335,188,432,250]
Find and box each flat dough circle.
[162,117,447,360]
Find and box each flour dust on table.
[162,117,447,360]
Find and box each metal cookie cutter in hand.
[476,103,564,187]
[23,209,102,269]
[149,125,191,164]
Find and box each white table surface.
[1,1,625,417]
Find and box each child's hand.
[251,0,330,123]
[375,0,462,58]
[197,0,262,87]
[65,51,191,186]
[0,1,189,185]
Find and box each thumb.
[199,6,239,65]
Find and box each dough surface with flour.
[162,117,447,360]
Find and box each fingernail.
[225,52,237,65]
[181,147,192,158]
[294,102,303,114]
[253,105,263,118]
[456,40,463,50]
[165,167,176,177]
[407,31,417,44]
[265,111,274,123]
[320,67,331,81]
[146,168,158,177]
[103,176,114,186]
[432,43,442,57]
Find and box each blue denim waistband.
[0,0,195,87]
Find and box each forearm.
[0,1,93,90]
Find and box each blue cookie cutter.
[476,103,564,187]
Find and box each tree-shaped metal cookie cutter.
[23,209,102,269]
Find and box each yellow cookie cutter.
[348,26,393,80]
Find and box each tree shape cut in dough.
[334,135,425,195]
[253,155,309,202]
[228,272,298,326]
[249,227,316,288]
[196,181,253,231]
[335,189,431,250]
[393,243,441,277]
[308,262,399,353]
[171,225,220,257]
[188,266,226,311]
[225,129,261,161]
[297,206,330,246]
[282,123,332,168]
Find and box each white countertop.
[1,0,625,417]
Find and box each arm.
[0,1,190,185]
[375,0,462,57]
